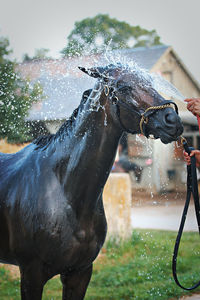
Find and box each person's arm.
[184,98,200,116]
[183,150,200,168]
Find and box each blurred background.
[0,1,200,299]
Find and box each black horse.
[0,64,183,299]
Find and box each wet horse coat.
[0,64,183,299]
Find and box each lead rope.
[172,136,200,290]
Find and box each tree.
[61,14,162,56]
[0,36,43,143]
[23,48,51,62]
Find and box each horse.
[0,63,183,299]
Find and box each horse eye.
[119,86,132,93]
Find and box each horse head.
[79,63,183,144]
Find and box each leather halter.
[104,85,179,137]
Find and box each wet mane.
[33,89,92,149]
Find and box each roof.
[18,45,198,121]
[114,45,169,70]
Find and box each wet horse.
[0,64,183,299]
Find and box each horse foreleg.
[19,262,48,300]
[60,264,93,300]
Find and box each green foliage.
[61,14,162,56]
[0,230,199,299]
[0,36,43,143]
[23,48,51,62]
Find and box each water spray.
[150,73,185,102]
[151,73,200,134]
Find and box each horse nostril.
[165,112,177,125]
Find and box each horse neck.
[72,81,122,165]
[54,82,123,214]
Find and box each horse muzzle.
[145,106,184,144]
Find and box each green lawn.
[0,230,199,299]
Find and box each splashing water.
[102,47,186,102]
[25,45,187,136]
[150,73,185,102]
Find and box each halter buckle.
[104,85,109,97]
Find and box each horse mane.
[33,89,92,149]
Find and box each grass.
[0,268,21,299]
[0,229,199,299]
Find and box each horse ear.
[78,66,105,79]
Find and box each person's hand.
[184,98,200,117]
[184,150,200,168]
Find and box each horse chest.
[33,209,106,272]
[40,226,104,274]
[70,229,100,261]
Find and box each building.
[18,45,200,193]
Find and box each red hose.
[197,115,200,135]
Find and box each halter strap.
[140,101,179,136]
[104,85,179,137]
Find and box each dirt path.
[179,295,200,300]
[131,190,198,231]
